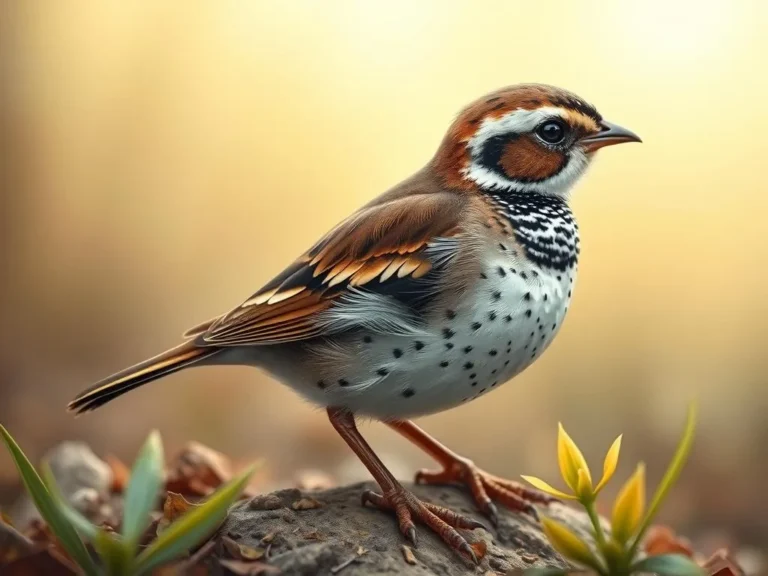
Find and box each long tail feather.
[67,342,219,414]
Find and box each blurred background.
[1,0,766,555]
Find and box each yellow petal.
[558,423,591,491]
[520,475,577,500]
[576,468,594,502]
[611,463,646,544]
[595,434,622,494]
[541,516,602,571]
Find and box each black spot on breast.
[525,310,532,318]
[504,314,512,323]
[488,311,497,321]
[402,388,415,398]
[393,348,403,358]
[464,362,474,370]
[376,368,389,376]
[492,291,502,301]
[464,346,473,353]
[363,335,373,344]
[445,342,454,350]
[443,328,455,339]
[469,373,477,379]
[317,380,326,389]
[497,266,507,277]
[440,361,450,368]
[524,292,531,301]
[489,349,498,356]
[414,341,425,350]
[471,322,482,330]
[339,379,350,387]
[445,309,456,320]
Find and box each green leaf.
[92,530,133,576]
[122,430,164,549]
[133,465,255,575]
[0,425,99,576]
[632,554,704,576]
[629,403,697,557]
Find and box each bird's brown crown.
[433,84,609,196]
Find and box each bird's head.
[433,84,640,198]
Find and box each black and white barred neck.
[487,191,580,272]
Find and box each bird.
[68,83,640,563]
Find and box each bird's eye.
[536,120,567,144]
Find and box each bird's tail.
[67,341,220,414]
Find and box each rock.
[45,442,112,500]
[222,481,594,575]
[9,442,112,527]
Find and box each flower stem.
[584,500,607,551]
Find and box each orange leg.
[327,408,483,563]
[386,419,557,525]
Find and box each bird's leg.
[327,407,483,563]
[386,419,557,525]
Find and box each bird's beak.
[580,120,642,153]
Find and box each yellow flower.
[522,423,622,502]
[611,463,646,545]
[541,516,602,571]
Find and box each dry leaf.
[0,518,35,564]
[222,536,265,561]
[260,532,276,544]
[402,545,417,565]
[157,492,200,534]
[166,442,233,496]
[470,540,488,561]
[291,497,323,511]
[220,559,279,575]
[294,470,335,491]
[701,549,745,576]
[105,455,131,493]
[644,525,694,557]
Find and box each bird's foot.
[361,486,484,564]
[415,457,558,525]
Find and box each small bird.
[69,84,640,562]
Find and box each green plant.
[520,404,703,576]
[0,425,254,575]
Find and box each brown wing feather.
[200,183,465,346]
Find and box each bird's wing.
[198,190,466,346]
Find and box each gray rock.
[9,441,112,527]
[222,481,594,575]
[45,442,112,500]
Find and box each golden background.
[1,0,766,552]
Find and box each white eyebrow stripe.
[466,107,568,157]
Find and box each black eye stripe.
[478,133,519,173]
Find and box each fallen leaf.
[291,497,323,511]
[294,470,335,491]
[644,525,694,557]
[222,536,265,561]
[0,518,35,564]
[356,546,367,556]
[157,492,200,534]
[1,547,78,576]
[701,549,745,576]
[166,442,233,496]
[471,540,488,561]
[105,455,131,493]
[402,545,417,565]
[220,559,279,575]
[260,532,276,544]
